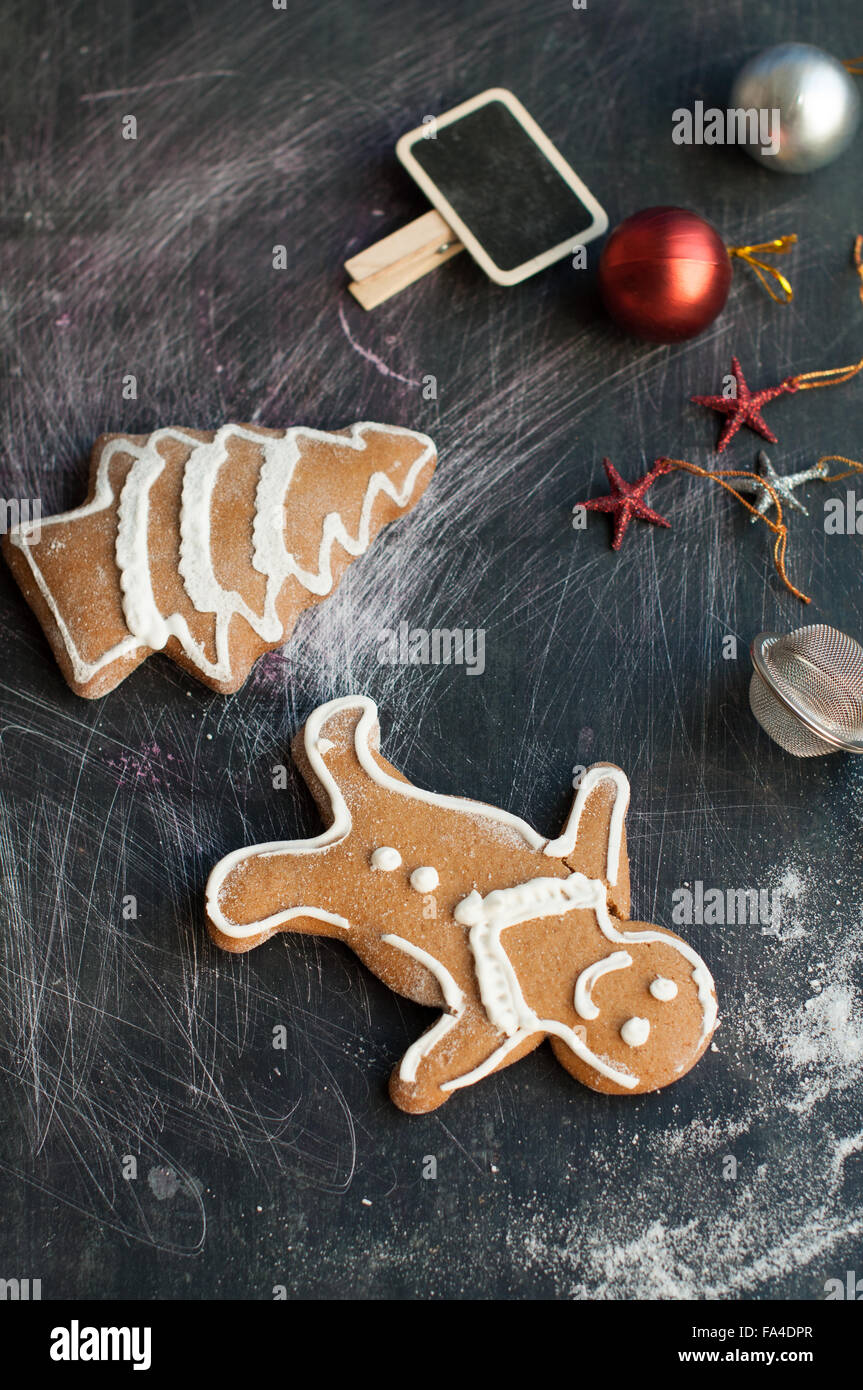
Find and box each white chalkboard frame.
[396,87,609,286]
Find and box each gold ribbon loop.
[791,237,863,389]
[657,457,809,603]
[726,234,798,304]
[843,55,863,74]
[794,358,863,390]
[816,454,863,483]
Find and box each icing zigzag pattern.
[2,422,436,697]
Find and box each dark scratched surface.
[1,0,862,1300]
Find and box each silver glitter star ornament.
[737,451,830,522]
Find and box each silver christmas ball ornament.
[731,42,859,173]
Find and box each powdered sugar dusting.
[506,852,863,1298]
[512,1126,863,1299]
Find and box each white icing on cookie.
[453,890,483,926]
[116,446,173,656]
[371,847,401,872]
[574,950,633,1021]
[410,866,439,893]
[544,764,630,886]
[693,965,718,1039]
[204,696,718,1098]
[621,1016,650,1048]
[454,874,594,931]
[650,976,678,1002]
[206,696,547,939]
[8,424,435,687]
[381,934,465,1082]
[178,432,284,668]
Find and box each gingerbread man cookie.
[207,696,717,1113]
[2,423,435,697]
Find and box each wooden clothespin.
[345,89,608,310]
[345,209,464,311]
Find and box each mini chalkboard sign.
[345,88,608,309]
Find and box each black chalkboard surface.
[398,89,608,282]
[1,0,863,1306]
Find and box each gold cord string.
[794,357,863,389]
[657,458,810,603]
[726,235,797,304]
[651,243,863,604]
[791,236,863,389]
[843,55,863,74]
[816,454,863,483]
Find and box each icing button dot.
[371,847,401,872]
[649,976,678,1002]
[410,866,439,893]
[620,1016,650,1048]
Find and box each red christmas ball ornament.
[599,207,732,343]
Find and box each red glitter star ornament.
[691,356,797,453]
[577,457,673,550]
[689,239,863,452]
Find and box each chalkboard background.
[1,0,862,1300]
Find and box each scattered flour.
[773,860,817,940]
[750,938,863,1114]
[512,1126,863,1299]
[507,868,863,1298]
[781,983,863,1093]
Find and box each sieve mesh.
[749,625,863,757]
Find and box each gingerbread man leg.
[387,963,542,1115]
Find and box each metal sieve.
[749,624,863,757]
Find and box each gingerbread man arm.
[385,964,544,1115]
[544,763,631,920]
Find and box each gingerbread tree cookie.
[2,423,435,697]
[207,696,717,1113]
